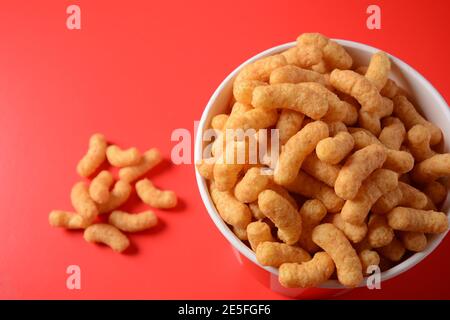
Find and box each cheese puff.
[48,210,90,229]
[233,80,267,105]
[302,152,340,187]
[252,83,329,120]
[372,186,403,214]
[367,214,394,248]
[279,252,335,288]
[377,237,405,262]
[327,121,348,135]
[301,82,356,124]
[108,210,157,233]
[195,158,215,180]
[354,66,368,75]
[106,145,142,168]
[211,114,230,131]
[83,224,130,253]
[358,97,394,136]
[412,154,450,183]
[312,223,363,287]
[247,221,274,251]
[380,79,401,99]
[234,167,271,203]
[136,178,177,209]
[97,180,132,214]
[276,109,305,145]
[393,95,442,145]
[398,181,427,209]
[235,54,287,83]
[424,195,438,210]
[281,46,322,68]
[285,171,344,213]
[71,182,99,223]
[232,226,248,241]
[310,60,328,74]
[225,107,278,130]
[365,51,391,91]
[329,69,383,114]
[359,249,381,275]
[379,117,406,150]
[270,65,329,86]
[399,231,427,252]
[341,169,398,225]
[224,102,254,130]
[406,124,436,162]
[256,242,311,268]
[316,132,354,165]
[89,170,114,204]
[350,130,414,174]
[335,144,387,200]
[76,133,107,177]
[210,182,252,229]
[274,121,329,185]
[297,33,352,70]
[266,182,298,210]
[118,148,162,183]
[248,202,265,220]
[423,181,447,206]
[387,207,448,233]
[213,141,246,191]
[258,190,302,245]
[298,200,328,253]
[326,213,368,243]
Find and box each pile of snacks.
[197,33,449,288]
[49,134,177,253]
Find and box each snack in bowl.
[196,32,449,289]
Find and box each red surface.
[0,0,449,299]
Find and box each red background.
[0,0,449,299]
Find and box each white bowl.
[195,40,450,293]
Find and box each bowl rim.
[194,39,450,289]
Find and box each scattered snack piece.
[89,170,114,204]
[411,154,450,183]
[258,190,302,245]
[393,95,442,145]
[312,223,363,287]
[210,182,252,229]
[367,214,394,248]
[71,181,99,224]
[106,145,142,168]
[108,210,158,233]
[256,242,311,267]
[76,133,107,177]
[298,200,328,253]
[252,83,329,120]
[279,252,335,288]
[136,178,177,209]
[119,148,162,183]
[48,210,89,229]
[274,121,328,185]
[387,207,448,233]
[247,221,274,251]
[98,180,132,214]
[83,223,130,253]
[335,144,387,200]
[234,167,270,203]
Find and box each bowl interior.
[195,40,450,289]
